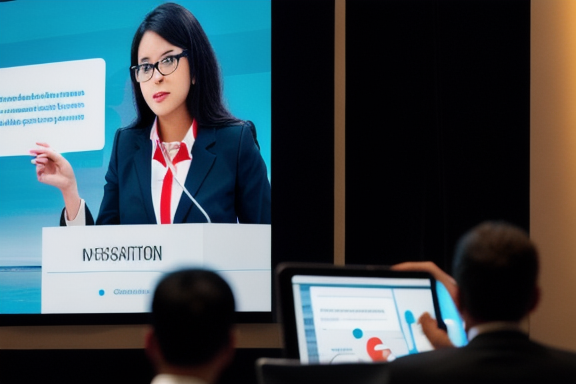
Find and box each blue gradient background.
[0,0,271,313]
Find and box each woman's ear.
[192,76,196,85]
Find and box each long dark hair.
[129,2,240,128]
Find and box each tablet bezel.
[275,262,447,361]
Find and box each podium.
[41,223,271,314]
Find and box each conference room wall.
[342,0,576,354]
[530,0,576,352]
[0,0,536,353]
[4,0,576,383]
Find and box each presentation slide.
[0,59,106,156]
[309,286,434,363]
[0,0,271,315]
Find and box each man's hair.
[452,221,539,322]
[151,268,236,366]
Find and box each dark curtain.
[345,0,530,274]
[272,0,336,267]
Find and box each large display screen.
[0,0,271,322]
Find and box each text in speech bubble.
[0,58,105,156]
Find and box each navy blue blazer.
[61,120,271,225]
[388,330,576,384]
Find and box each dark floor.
[0,348,283,384]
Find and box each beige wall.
[530,0,576,351]
[0,323,282,350]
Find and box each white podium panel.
[41,224,270,314]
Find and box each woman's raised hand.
[30,142,81,220]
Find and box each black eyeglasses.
[130,50,188,83]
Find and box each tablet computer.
[276,262,448,364]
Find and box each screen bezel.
[0,0,337,328]
[275,262,447,360]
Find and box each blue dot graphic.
[99,290,105,296]
[353,328,363,339]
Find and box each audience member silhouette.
[145,268,236,384]
[389,221,576,384]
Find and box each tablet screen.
[285,270,445,363]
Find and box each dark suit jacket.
[388,330,576,384]
[61,120,271,225]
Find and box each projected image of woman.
[30,2,271,225]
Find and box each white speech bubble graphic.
[0,58,105,156]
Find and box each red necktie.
[154,142,191,224]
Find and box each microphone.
[157,139,212,223]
